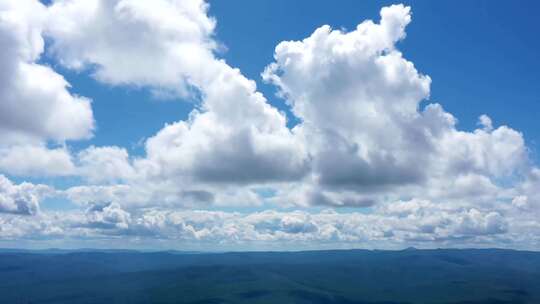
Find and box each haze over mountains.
[1,248,539,304]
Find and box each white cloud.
[512,167,540,212]
[0,175,50,215]
[138,61,310,185]
[512,195,529,209]
[263,4,433,202]
[64,184,135,206]
[0,145,75,177]
[0,0,93,178]
[62,182,264,209]
[81,202,131,230]
[45,0,217,97]
[0,0,94,144]
[0,205,523,249]
[436,125,527,178]
[76,146,135,183]
[478,114,493,131]
[263,4,529,207]
[33,2,532,214]
[42,0,309,189]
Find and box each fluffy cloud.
[41,0,309,191]
[379,199,508,241]
[262,4,436,203]
[0,145,74,177]
[63,182,263,209]
[0,204,524,249]
[263,4,528,206]
[45,0,216,97]
[0,0,94,144]
[0,175,50,215]
[29,2,532,212]
[511,168,540,212]
[76,146,135,183]
[139,61,309,185]
[0,0,93,178]
[35,0,309,197]
[81,202,131,230]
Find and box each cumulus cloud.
[0,175,50,215]
[0,205,524,249]
[45,0,217,97]
[262,4,436,202]
[76,146,135,183]
[0,0,93,177]
[512,168,540,212]
[379,199,508,241]
[138,61,310,185]
[263,4,529,206]
[62,182,263,209]
[39,0,308,189]
[0,0,94,144]
[81,202,131,230]
[0,145,75,177]
[30,2,532,212]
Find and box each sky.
[0,0,539,251]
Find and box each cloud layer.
[0,175,50,215]
[2,201,537,250]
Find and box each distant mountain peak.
[403,247,418,251]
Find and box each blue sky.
[0,0,539,250]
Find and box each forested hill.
[1,248,539,303]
